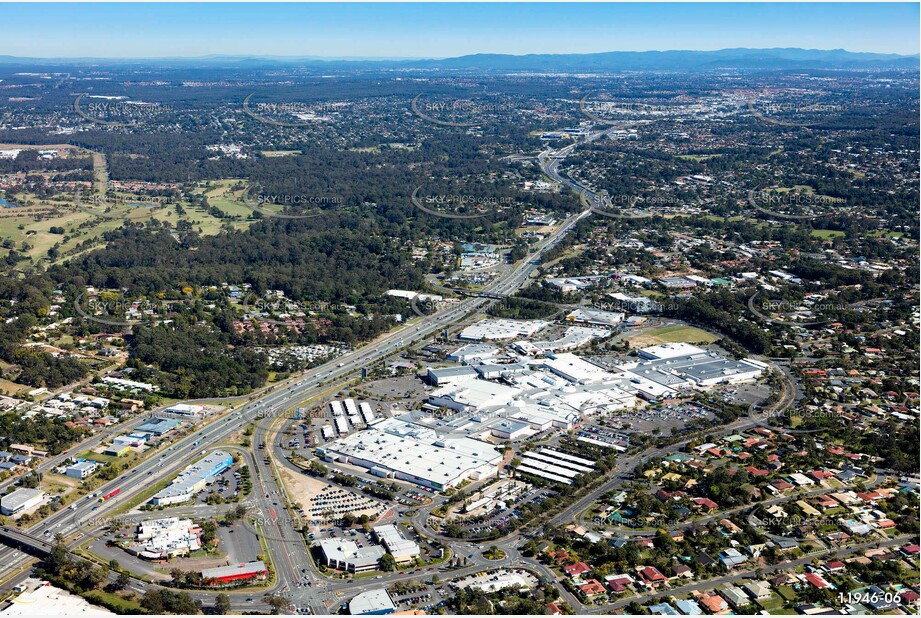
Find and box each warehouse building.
[1,488,45,516]
[150,450,233,506]
[136,418,180,436]
[164,403,204,417]
[64,461,98,479]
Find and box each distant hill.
[0,48,916,72]
[407,48,920,72]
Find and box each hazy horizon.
[1,3,918,58]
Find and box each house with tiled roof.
[578,579,606,598]
[637,565,667,588]
[692,497,718,511]
[564,561,592,578]
[604,573,634,593]
[804,572,832,589]
[697,592,728,614]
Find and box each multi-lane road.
[0,131,602,613]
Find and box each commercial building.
[103,445,131,457]
[136,418,181,436]
[150,450,233,506]
[1,488,45,516]
[373,525,421,564]
[64,461,98,479]
[447,343,499,363]
[317,538,386,572]
[637,343,707,360]
[318,418,501,491]
[201,561,267,585]
[565,308,625,327]
[619,345,765,390]
[489,420,531,440]
[513,326,610,355]
[541,353,616,384]
[128,517,202,560]
[164,403,204,417]
[426,366,478,386]
[348,589,396,615]
[458,319,549,341]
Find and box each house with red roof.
[805,572,832,589]
[564,561,592,578]
[578,579,607,598]
[692,497,718,511]
[605,574,634,593]
[637,566,667,588]
[770,480,793,493]
[823,560,846,573]
[876,519,896,529]
[635,537,655,549]
[550,549,571,564]
[697,592,729,614]
[899,590,919,606]
[899,544,920,557]
[545,602,563,615]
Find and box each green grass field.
[811,229,846,239]
[0,181,260,269]
[628,325,719,347]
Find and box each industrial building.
[64,461,98,479]
[317,538,386,572]
[136,417,180,436]
[1,488,45,516]
[150,450,233,506]
[373,524,421,564]
[318,418,501,491]
[201,561,267,585]
[164,403,204,417]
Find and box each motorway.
[0,131,601,613]
[1,123,886,617]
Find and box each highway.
[0,131,601,613]
[0,122,859,617]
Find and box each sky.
[1,3,918,59]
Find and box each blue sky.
[1,3,918,58]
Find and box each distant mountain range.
[0,48,917,72]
